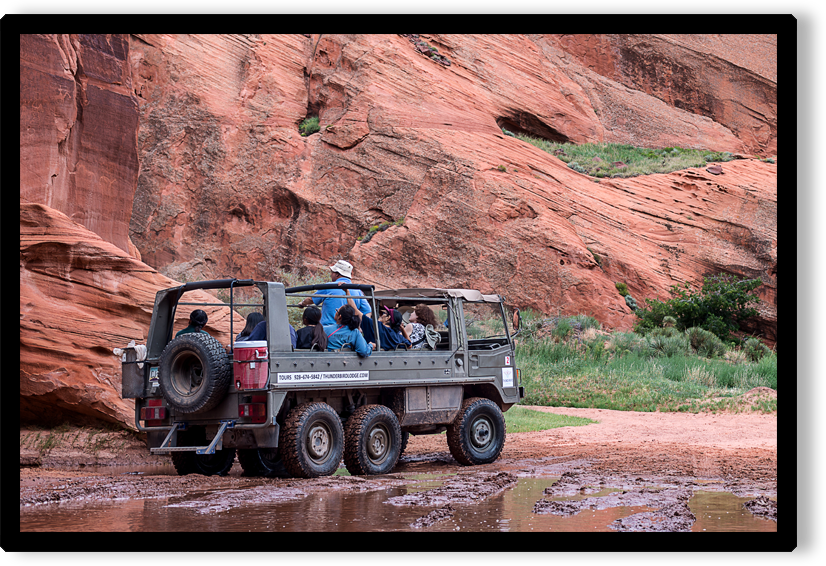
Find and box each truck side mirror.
[511,308,522,338]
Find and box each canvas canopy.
[373,288,502,303]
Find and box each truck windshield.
[462,301,509,340]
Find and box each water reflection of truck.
[121,280,524,478]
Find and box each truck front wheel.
[447,397,506,466]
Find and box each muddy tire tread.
[237,448,290,478]
[280,402,344,478]
[343,404,402,476]
[399,431,410,457]
[447,397,505,466]
[170,448,236,476]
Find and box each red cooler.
[233,341,269,390]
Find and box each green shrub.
[567,161,586,173]
[647,334,690,358]
[634,274,761,342]
[561,314,600,333]
[585,338,606,362]
[609,332,644,356]
[662,315,677,328]
[299,116,320,136]
[649,326,681,338]
[498,165,507,172]
[743,337,771,362]
[684,327,726,359]
[615,282,629,297]
[552,318,572,340]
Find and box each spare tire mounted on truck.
[158,332,232,413]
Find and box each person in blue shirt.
[300,260,371,327]
[324,305,373,357]
[245,319,297,349]
[376,306,412,350]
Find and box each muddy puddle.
[19,470,776,532]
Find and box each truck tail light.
[140,400,166,422]
[516,368,521,385]
[239,394,267,423]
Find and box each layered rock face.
[20,203,245,428]
[128,34,776,339]
[19,34,778,427]
[547,34,777,156]
[20,34,141,257]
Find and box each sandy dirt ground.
[19,405,778,531]
[406,405,777,481]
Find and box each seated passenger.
[295,306,328,351]
[236,312,265,343]
[246,319,297,349]
[377,306,412,350]
[176,309,209,337]
[404,304,440,350]
[299,260,372,326]
[324,305,373,357]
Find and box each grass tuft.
[507,311,776,413]
[504,406,595,432]
[511,135,742,178]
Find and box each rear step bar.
[150,420,235,455]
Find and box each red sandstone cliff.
[20,203,244,428]
[127,34,776,337]
[19,34,777,426]
[20,34,142,258]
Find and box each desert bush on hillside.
[743,337,771,362]
[684,327,726,358]
[647,334,690,358]
[299,116,320,136]
[633,274,761,342]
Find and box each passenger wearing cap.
[299,260,372,327]
[176,309,210,337]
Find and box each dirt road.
[20,405,778,531]
[408,406,778,481]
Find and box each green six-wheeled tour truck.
[121,279,524,478]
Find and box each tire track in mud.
[385,471,517,528]
[530,470,777,532]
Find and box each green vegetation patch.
[502,297,774,414]
[516,335,776,413]
[504,405,595,432]
[507,132,740,178]
[299,116,320,136]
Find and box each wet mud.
[385,471,517,528]
[744,495,777,522]
[386,471,517,507]
[20,407,777,532]
[534,471,694,531]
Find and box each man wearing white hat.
[300,259,372,327]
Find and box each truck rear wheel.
[169,427,236,476]
[158,333,232,413]
[280,402,344,478]
[447,397,506,466]
[237,448,290,478]
[171,449,237,476]
[344,405,402,475]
